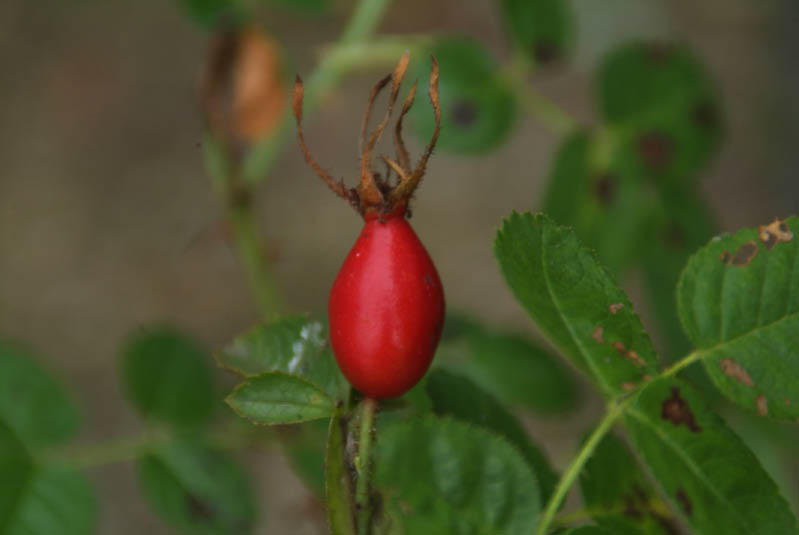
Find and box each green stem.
[227,200,282,319]
[501,54,577,136]
[536,401,626,535]
[355,398,378,534]
[537,349,703,534]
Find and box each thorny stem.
[355,398,378,534]
[536,349,703,534]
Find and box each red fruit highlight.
[293,53,444,398]
[329,215,445,399]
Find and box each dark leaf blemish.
[661,387,701,432]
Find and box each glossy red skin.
[328,213,445,399]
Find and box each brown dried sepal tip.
[293,52,441,218]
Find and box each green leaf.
[375,415,540,534]
[543,130,658,275]
[121,326,215,429]
[411,37,516,153]
[324,410,356,535]
[426,369,558,504]
[597,41,722,183]
[580,432,676,534]
[226,372,333,425]
[494,212,658,397]
[0,343,79,446]
[261,0,328,12]
[465,328,577,414]
[563,527,617,535]
[0,423,96,535]
[217,316,348,401]
[282,419,329,497]
[624,377,798,534]
[499,0,573,64]
[179,0,244,28]
[677,216,799,420]
[136,441,255,535]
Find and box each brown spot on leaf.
[758,218,794,250]
[662,387,701,432]
[621,382,637,391]
[638,131,673,169]
[592,326,605,344]
[785,398,791,407]
[756,395,768,416]
[450,100,477,127]
[693,101,718,128]
[533,40,560,64]
[613,341,626,354]
[730,240,758,266]
[719,358,754,387]
[609,303,624,314]
[612,341,646,366]
[594,173,616,206]
[675,488,692,517]
[719,250,731,264]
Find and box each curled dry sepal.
[292,52,441,219]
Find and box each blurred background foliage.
[1,0,799,533]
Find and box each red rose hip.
[293,53,444,398]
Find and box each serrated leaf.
[677,216,799,420]
[494,212,658,397]
[121,327,215,429]
[624,377,798,534]
[597,41,722,183]
[499,0,573,64]
[580,432,675,534]
[226,372,333,425]
[462,328,578,414]
[375,415,540,534]
[217,317,348,401]
[0,423,96,535]
[426,369,558,503]
[411,37,516,153]
[136,441,255,535]
[324,410,355,535]
[0,343,79,447]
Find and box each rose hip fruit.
[293,53,445,399]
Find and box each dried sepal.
[292,76,353,203]
[293,53,440,219]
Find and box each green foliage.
[597,41,722,183]
[0,344,79,447]
[624,377,797,534]
[226,372,334,425]
[460,326,577,414]
[136,441,255,535]
[579,432,674,534]
[375,416,540,534]
[411,37,516,153]
[282,419,328,497]
[494,212,658,396]
[121,327,215,429]
[678,216,799,420]
[0,423,95,535]
[425,369,558,503]
[217,317,348,401]
[179,0,244,28]
[499,0,573,64]
[325,410,356,535]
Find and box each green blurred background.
[1,0,798,533]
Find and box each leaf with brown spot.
[756,395,768,417]
[661,387,701,432]
[624,377,798,534]
[678,216,799,420]
[609,303,624,314]
[759,218,794,250]
[592,326,605,344]
[730,240,758,266]
[719,358,753,387]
